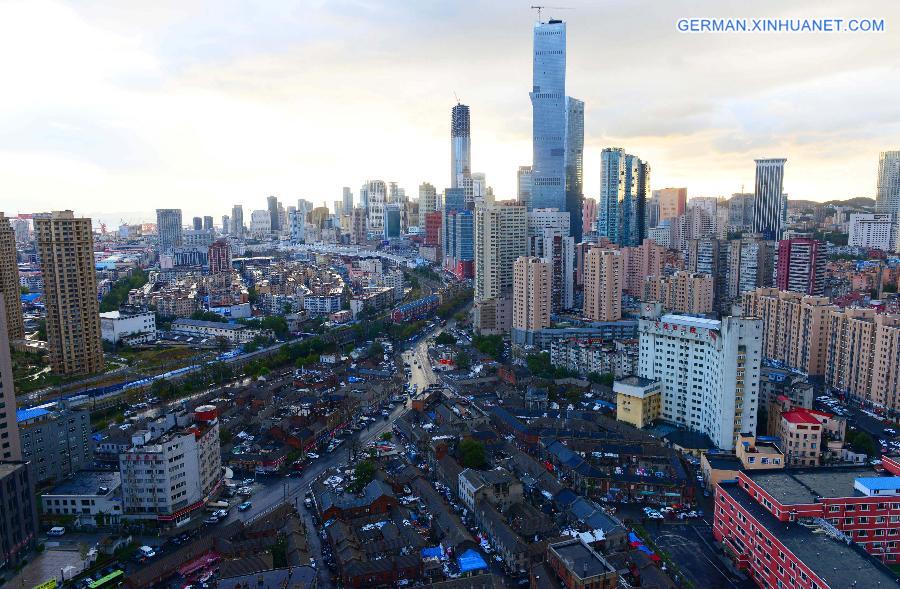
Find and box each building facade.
[18,403,93,485]
[638,314,762,451]
[848,213,897,251]
[876,150,900,217]
[35,211,105,375]
[530,19,567,213]
[451,104,471,189]
[156,208,183,253]
[642,271,714,314]
[751,158,787,241]
[512,256,551,335]
[0,298,23,461]
[0,214,24,341]
[583,248,622,322]
[776,238,826,296]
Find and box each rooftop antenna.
[531,6,574,22]
[453,91,460,105]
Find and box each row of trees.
[100,269,148,312]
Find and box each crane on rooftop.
[530,5,573,22]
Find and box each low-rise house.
[319,479,397,522]
[546,538,619,589]
[458,467,523,513]
[41,471,122,527]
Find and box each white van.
[139,545,156,558]
[47,526,66,536]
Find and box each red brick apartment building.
[713,466,900,588]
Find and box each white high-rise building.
[474,202,527,303]
[876,151,900,217]
[527,208,570,257]
[638,314,762,451]
[848,213,897,252]
[361,180,387,233]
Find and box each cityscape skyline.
[2,0,899,221]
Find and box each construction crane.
[530,5,573,22]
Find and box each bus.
[87,570,125,589]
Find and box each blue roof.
[421,546,442,559]
[17,407,50,423]
[20,293,42,303]
[457,549,487,573]
[856,477,900,491]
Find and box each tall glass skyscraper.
[598,148,649,246]
[565,96,584,243]
[751,158,787,241]
[876,151,900,217]
[451,104,471,189]
[530,19,567,212]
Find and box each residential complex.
[34,210,105,375]
[776,237,826,296]
[583,248,622,322]
[512,256,551,336]
[0,213,24,341]
[642,271,714,314]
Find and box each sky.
[1,0,898,225]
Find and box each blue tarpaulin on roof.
[638,545,654,555]
[629,532,641,544]
[457,549,488,573]
[421,546,442,559]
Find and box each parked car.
[47,526,66,537]
[238,502,252,512]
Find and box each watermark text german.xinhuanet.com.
[677,18,885,33]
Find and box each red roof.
[782,408,821,426]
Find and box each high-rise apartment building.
[221,215,230,236]
[0,295,23,461]
[653,188,687,224]
[34,211,104,375]
[362,180,387,233]
[208,239,231,274]
[513,257,551,334]
[826,308,900,413]
[350,208,367,245]
[775,238,826,296]
[687,238,730,312]
[582,198,597,237]
[727,236,775,306]
[848,213,897,251]
[621,238,666,297]
[517,166,533,210]
[642,271,714,314]
[530,19,567,213]
[192,216,202,231]
[231,205,244,238]
[639,314,762,451]
[565,96,584,242]
[419,182,437,227]
[451,104,471,189]
[583,248,622,322]
[156,208,183,253]
[474,202,527,303]
[598,148,649,246]
[751,158,787,240]
[543,234,575,311]
[743,288,834,377]
[384,204,402,239]
[527,208,570,257]
[876,150,900,216]
[202,216,213,231]
[266,195,280,232]
[0,214,24,340]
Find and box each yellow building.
[614,376,661,429]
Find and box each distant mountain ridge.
[788,197,876,210]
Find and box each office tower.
[725,193,755,231]
[231,205,244,238]
[876,151,900,216]
[451,103,471,189]
[517,166,533,209]
[0,295,22,460]
[583,248,622,322]
[565,96,584,242]
[342,187,354,216]
[266,195,280,232]
[543,233,575,311]
[582,198,597,237]
[250,209,271,238]
[208,239,231,274]
[775,238,826,296]
[621,238,666,297]
[192,216,202,231]
[638,314,762,451]
[474,202,527,303]
[825,308,900,412]
[743,288,834,377]
[350,208,367,245]
[442,187,466,273]
[424,212,442,249]
[848,213,897,251]
[203,216,213,231]
[362,180,386,233]
[156,208,183,253]
[221,215,230,236]
[598,148,649,246]
[451,210,474,279]
[751,158,787,240]
[12,218,29,243]
[419,182,437,228]
[530,18,567,212]
[687,238,730,312]
[654,188,687,224]
[527,208,570,256]
[34,211,104,375]
[513,257,551,334]
[0,214,24,340]
[384,204,402,239]
[642,272,714,314]
[459,172,487,209]
[333,201,343,218]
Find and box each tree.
[587,372,615,386]
[472,334,504,359]
[435,332,456,346]
[380,432,393,442]
[351,460,376,492]
[454,350,471,371]
[369,341,385,359]
[247,286,259,304]
[191,310,225,322]
[100,269,148,312]
[847,430,878,457]
[459,439,487,469]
